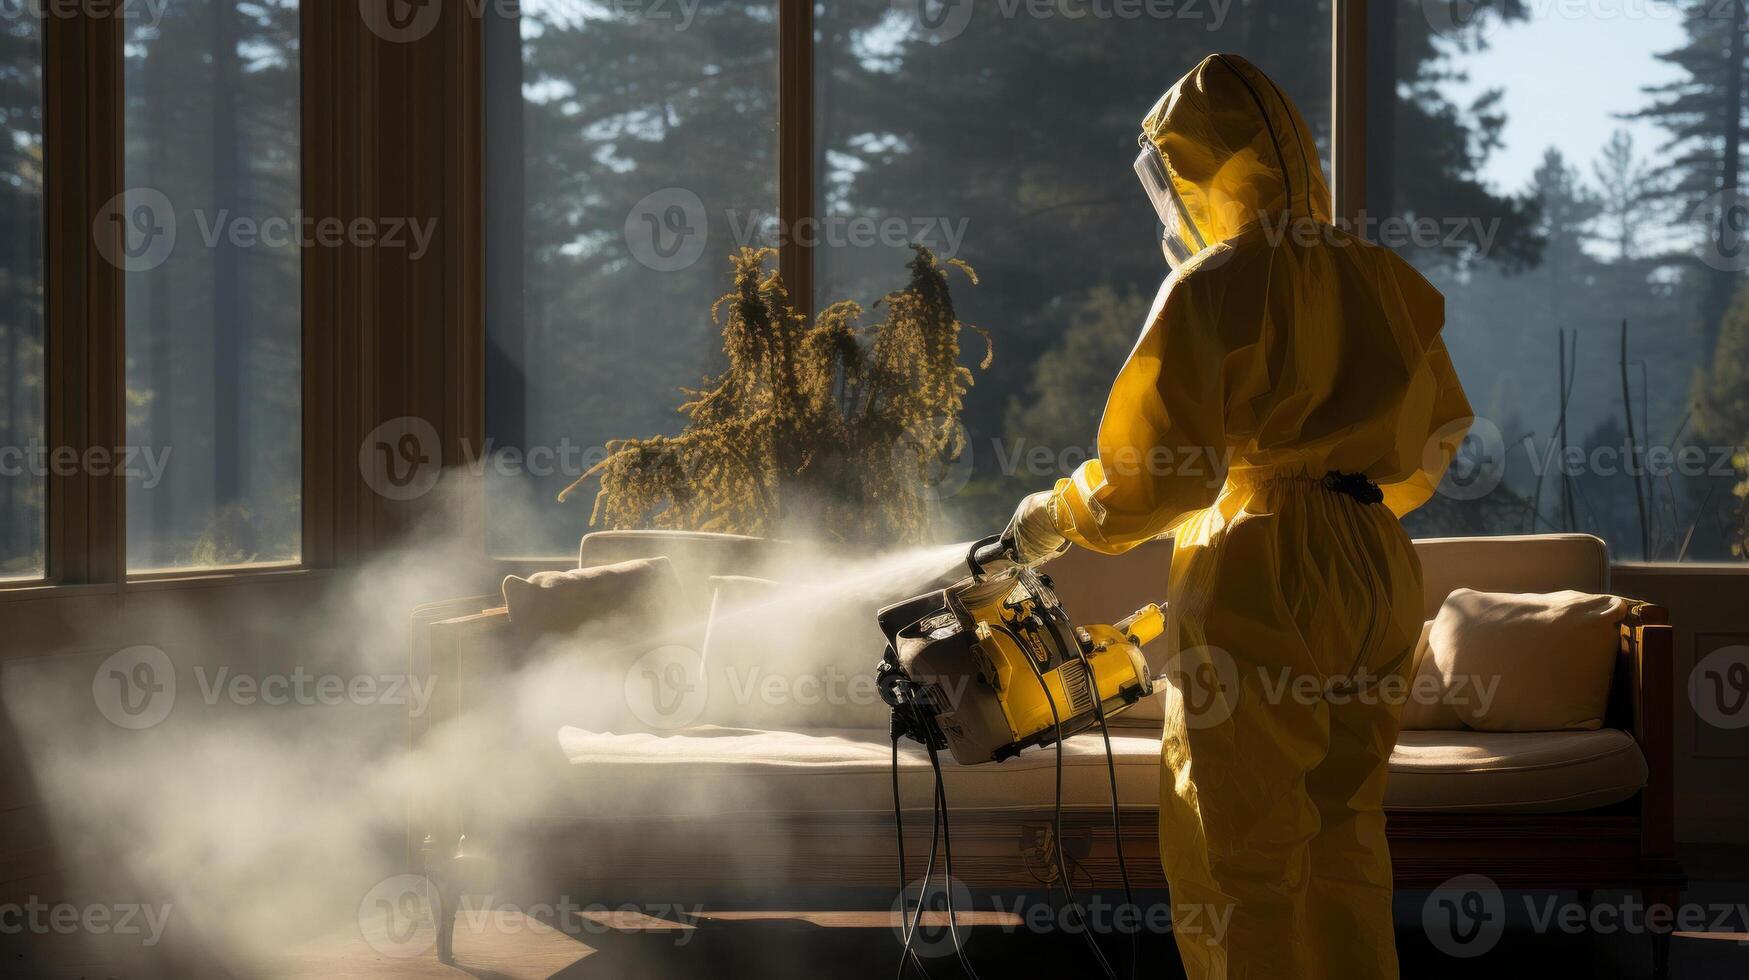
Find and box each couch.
[410,530,1684,972]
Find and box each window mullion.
[778,0,815,323]
[42,10,125,587]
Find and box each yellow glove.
[1004,491,1069,567]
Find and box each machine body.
[877,536,1164,766]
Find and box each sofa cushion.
[1430,588,1629,731]
[552,725,1645,817]
[1399,620,1466,731]
[578,530,799,611]
[1411,533,1608,620]
[1386,729,1647,813]
[502,556,688,647]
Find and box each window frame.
[6,0,1738,599]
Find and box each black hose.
[927,740,981,980]
[893,732,940,980]
[997,623,1118,980]
[1075,647,1139,980]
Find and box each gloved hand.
[1003,490,1069,566]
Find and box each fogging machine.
[874,533,1168,979]
[876,534,1164,765]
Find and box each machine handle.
[1115,603,1166,646]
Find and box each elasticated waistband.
[1226,468,1385,504]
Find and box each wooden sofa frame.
[409,596,1684,974]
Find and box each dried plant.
[559,245,990,546]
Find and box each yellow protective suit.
[1047,54,1472,978]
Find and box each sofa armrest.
[407,605,515,867]
[1613,602,1674,859]
[412,606,515,737]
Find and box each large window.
[485,0,1332,552]
[1373,0,1747,562]
[815,0,1332,533]
[122,0,302,571]
[482,0,780,557]
[0,18,42,579]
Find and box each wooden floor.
[7,901,1746,979]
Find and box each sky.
[1444,3,1690,193]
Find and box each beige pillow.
[1429,588,1629,732]
[1399,620,1465,730]
[502,556,690,647]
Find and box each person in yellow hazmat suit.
[1003,53,1472,979]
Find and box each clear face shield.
[1134,137,1207,269]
